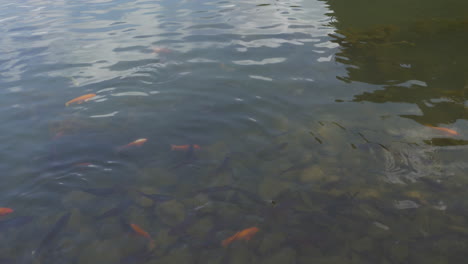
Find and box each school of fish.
[4,91,456,261]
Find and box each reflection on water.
[0,0,467,263]
[328,0,468,131]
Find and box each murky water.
[1,0,467,263]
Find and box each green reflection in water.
[326,0,468,134]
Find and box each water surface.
[1,0,467,263]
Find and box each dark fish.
[332,122,346,130]
[377,143,390,152]
[35,212,71,256]
[0,216,33,231]
[96,199,134,220]
[357,132,370,143]
[138,192,174,203]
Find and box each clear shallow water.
[1,0,467,263]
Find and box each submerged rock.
[62,190,95,208]
[299,165,326,183]
[259,232,286,254]
[159,246,193,264]
[157,200,186,225]
[228,244,254,264]
[260,247,296,264]
[258,178,293,199]
[78,240,120,264]
[352,236,373,252]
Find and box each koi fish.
[170,144,198,169]
[131,224,155,249]
[0,208,13,216]
[152,47,171,54]
[35,212,71,256]
[426,125,459,136]
[221,227,259,247]
[117,138,148,151]
[170,144,201,151]
[65,93,96,106]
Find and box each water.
[1,0,467,263]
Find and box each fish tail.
[221,232,239,247]
[115,145,126,153]
[170,145,176,151]
[221,237,233,247]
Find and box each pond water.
[1,0,467,263]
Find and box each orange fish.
[0,208,13,216]
[117,138,148,151]
[152,47,171,54]
[426,125,459,136]
[130,223,155,249]
[130,223,151,239]
[65,93,96,106]
[221,227,259,247]
[170,144,201,151]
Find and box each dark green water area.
[1,0,467,263]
